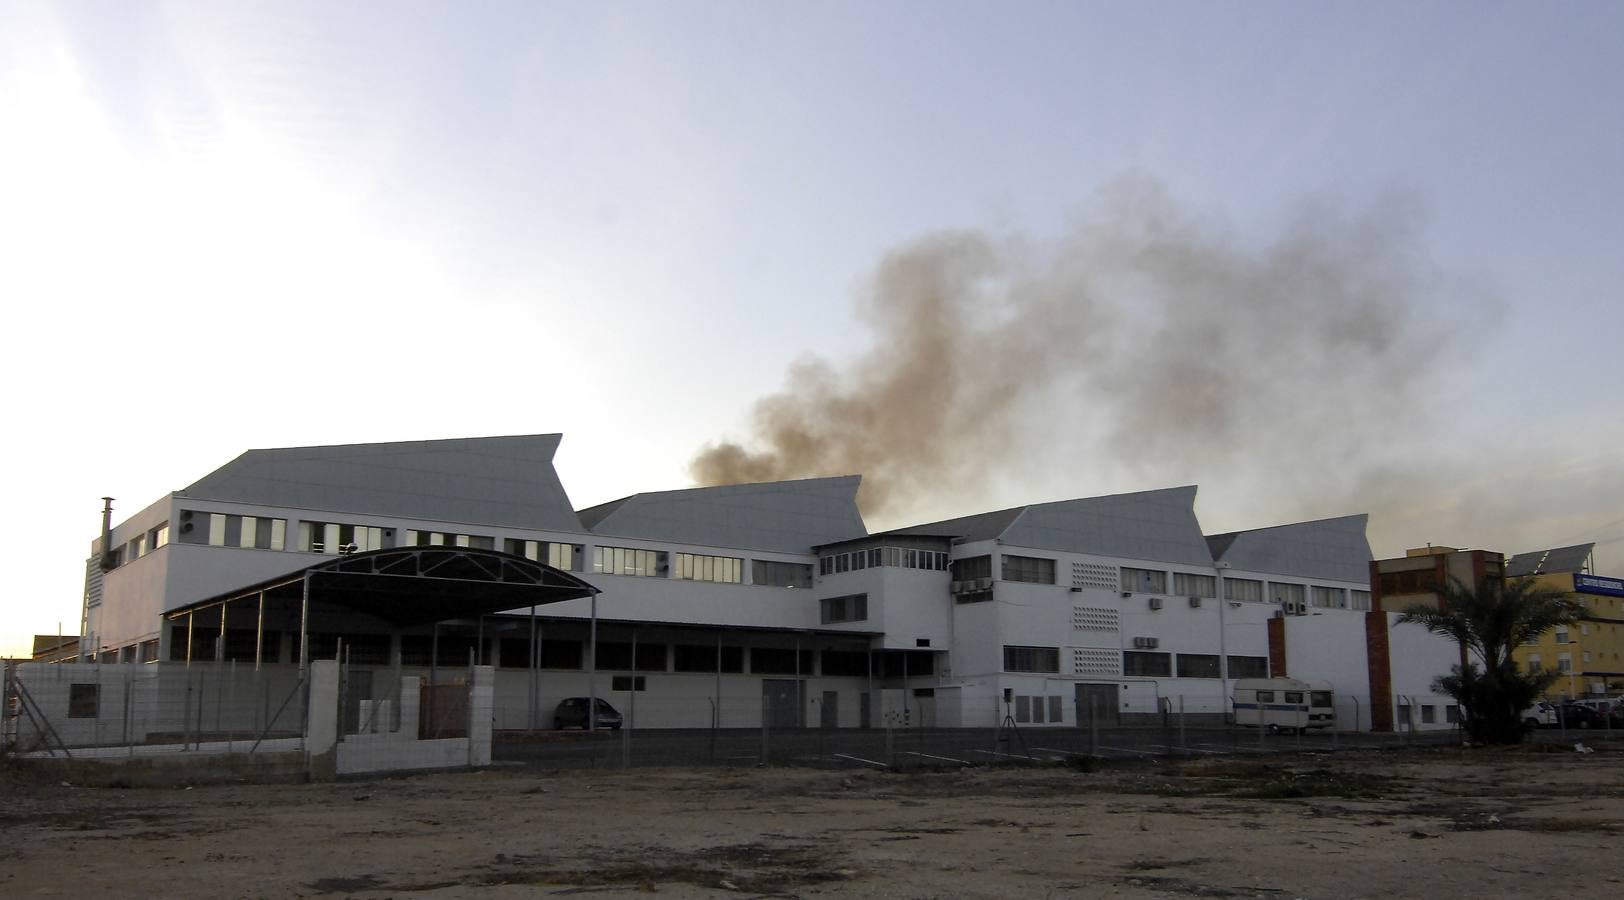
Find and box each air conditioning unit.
[1147,597,1163,610]
[1132,636,1159,649]
[1188,596,1202,608]
[949,580,964,593]
[975,577,993,591]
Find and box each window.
[1283,691,1304,704]
[752,560,813,588]
[1270,582,1307,605]
[1176,653,1220,678]
[1224,578,1263,603]
[611,675,647,692]
[1228,655,1269,679]
[1122,651,1171,677]
[1002,555,1056,584]
[404,530,492,549]
[182,511,288,550]
[1120,567,1166,593]
[951,555,992,581]
[820,650,869,677]
[68,684,99,718]
[504,540,583,571]
[1015,695,1031,723]
[127,534,145,560]
[1311,586,1346,609]
[149,522,169,550]
[860,547,950,571]
[1257,690,1276,703]
[1174,572,1216,598]
[750,647,813,675]
[1555,628,1569,644]
[1421,705,1436,724]
[592,546,667,577]
[1310,691,1332,708]
[675,553,743,584]
[820,594,868,624]
[300,521,384,553]
[1048,696,1063,723]
[539,639,583,670]
[1557,654,1572,674]
[1349,590,1372,611]
[1526,655,1542,674]
[672,644,744,673]
[1446,705,1460,724]
[1003,645,1060,673]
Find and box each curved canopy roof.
[170,546,599,629]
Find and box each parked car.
[1555,703,1602,729]
[1522,701,1559,729]
[553,697,623,730]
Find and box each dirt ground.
[3,746,1622,899]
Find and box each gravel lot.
[4,745,1622,898]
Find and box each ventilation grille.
[1072,562,1117,592]
[1073,606,1120,632]
[1072,647,1120,676]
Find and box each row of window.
[675,552,743,584]
[820,593,868,624]
[820,547,951,576]
[163,627,927,676]
[1003,644,1269,678]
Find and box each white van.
[1233,678,1335,733]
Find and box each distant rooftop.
[1506,543,1595,577]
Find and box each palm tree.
[1396,576,1582,744]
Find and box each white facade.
[76,434,1458,731]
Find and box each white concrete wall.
[1387,614,1461,732]
[1279,610,1376,730]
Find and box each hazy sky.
[3,1,1622,657]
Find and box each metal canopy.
[169,546,600,628]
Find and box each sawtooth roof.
[1206,514,1372,583]
[179,434,583,532]
[578,476,867,554]
[896,486,1216,566]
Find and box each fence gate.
[1076,682,1119,727]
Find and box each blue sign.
[1574,574,1624,597]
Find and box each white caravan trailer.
[1233,678,1335,733]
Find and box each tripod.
[992,696,1030,759]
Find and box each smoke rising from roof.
[691,176,1478,529]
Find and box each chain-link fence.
[487,690,1538,771]
[3,661,306,759]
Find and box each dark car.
[553,697,623,730]
[1556,703,1602,729]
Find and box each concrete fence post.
[306,660,340,782]
[467,665,493,767]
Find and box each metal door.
[762,679,803,728]
[820,690,839,728]
[1075,682,1119,727]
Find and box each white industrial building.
[78,434,1459,731]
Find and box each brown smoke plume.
[691,176,1481,527]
